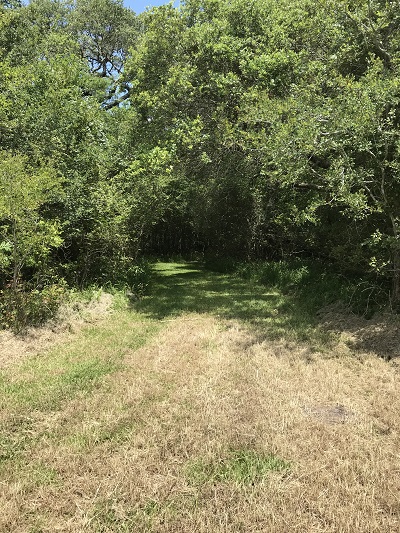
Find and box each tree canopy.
[2,0,400,326]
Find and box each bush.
[97,258,152,297]
[125,262,152,295]
[203,256,237,274]
[234,261,310,290]
[0,282,66,332]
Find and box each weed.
[0,282,66,331]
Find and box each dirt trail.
[1,265,400,532]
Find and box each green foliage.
[2,0,400,325]
[0,151,64,329]
[125,263,152,295]
[100,260,152,295]
[0,283,66,331]
[235,261,310,290]
[124,0,400,306]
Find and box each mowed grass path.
[136,263,329,344]
[0,263,399,532]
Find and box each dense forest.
[1,0,400,327]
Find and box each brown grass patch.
[0,312,399,532]
[318,303,400,360]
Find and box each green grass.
[0,357,120,415]
[186,449,290,486]
[136,262,335,348]
[0,312,158,413]
[24,461,60,487]
[205,257,389,317]
[68,416,137,451]
[91,498,167,533]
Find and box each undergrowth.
[0,282,67,332]
[204,257,388,317]
[0,260,152,332]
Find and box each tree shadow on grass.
[134,262,335,347]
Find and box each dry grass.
[0,265,399,532]
[0,291,114,369]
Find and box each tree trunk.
[389,214,400,309]
[392,248,400,308]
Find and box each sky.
[124,0,179,14]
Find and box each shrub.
[0,282,66,332]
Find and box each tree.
[0,152,63,325]
[261,0,400,303]
[72,0,136,77]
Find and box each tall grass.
[205,257,388,317]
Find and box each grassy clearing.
[136,262,335,350]
[0,262,399,532]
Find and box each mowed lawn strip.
[0,263,399,532]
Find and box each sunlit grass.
[0,312,158,413]
[136,262,335,349]
[1,262,398,532]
